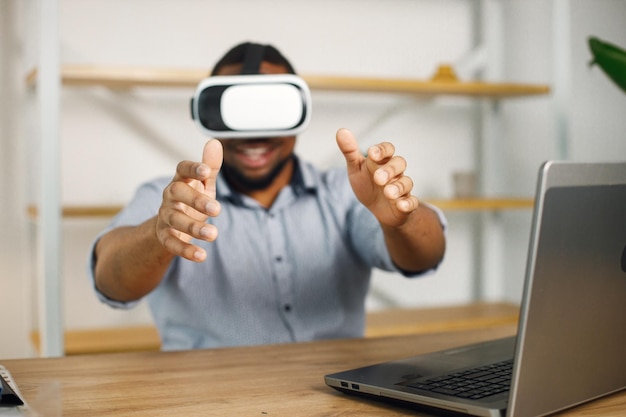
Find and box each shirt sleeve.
[345,181,447,278]
[86,177,169,309]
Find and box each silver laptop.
[325,161,626,417]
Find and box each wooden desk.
[2,326,624,416]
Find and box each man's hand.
[336,128,419,228]
[336,128,445,273]
[156,139,223,262]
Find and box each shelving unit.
[25,64,546,220]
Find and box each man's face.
[215,62,297,192]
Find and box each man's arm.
[94,218,174,302]
[379,204,446,273]
[336,128,445,273]
[94,139,224,302]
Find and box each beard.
[221,154,294,192]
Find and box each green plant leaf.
[588,36,626,93]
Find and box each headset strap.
[240,43,266,75]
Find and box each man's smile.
[234,141,279,169]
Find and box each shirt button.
[275,256,283,262]
[284,304,292,312]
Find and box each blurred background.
[1,0,625,359]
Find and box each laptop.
[325,160,626,417]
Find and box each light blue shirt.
[88,157,445,350]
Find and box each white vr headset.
[190,74,312,139]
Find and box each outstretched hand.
[336,128,419,228]
[156,139,223,262]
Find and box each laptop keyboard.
[406,359,513,400]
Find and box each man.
[89,42,446,350]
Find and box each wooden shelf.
[27,205,122,219]
[365,302,519,338]
[30,326,161,355]
[25,64,550,98]
[305,75,549,98]
[27,198,533,219]
[426,198,534,211]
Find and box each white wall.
[0,1,36,359]
[1,0,625,359]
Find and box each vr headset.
[190,74,312,138]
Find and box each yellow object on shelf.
[431,64,460,82]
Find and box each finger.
[202,139,223,198]
[172,140,223,184]
[367,142,395,163]
[396,195,420,213]
[384,175,414,200]
[162,207,219,241]
[165,182,221,217]
[374,155,407,186]
[159,229,208,262]
[156,206,219,262]
[172,160,204,182]
[336,128,364,174]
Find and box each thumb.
[336,128,363,174]
[202,139,223,197]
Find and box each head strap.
[240,43,266,75]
